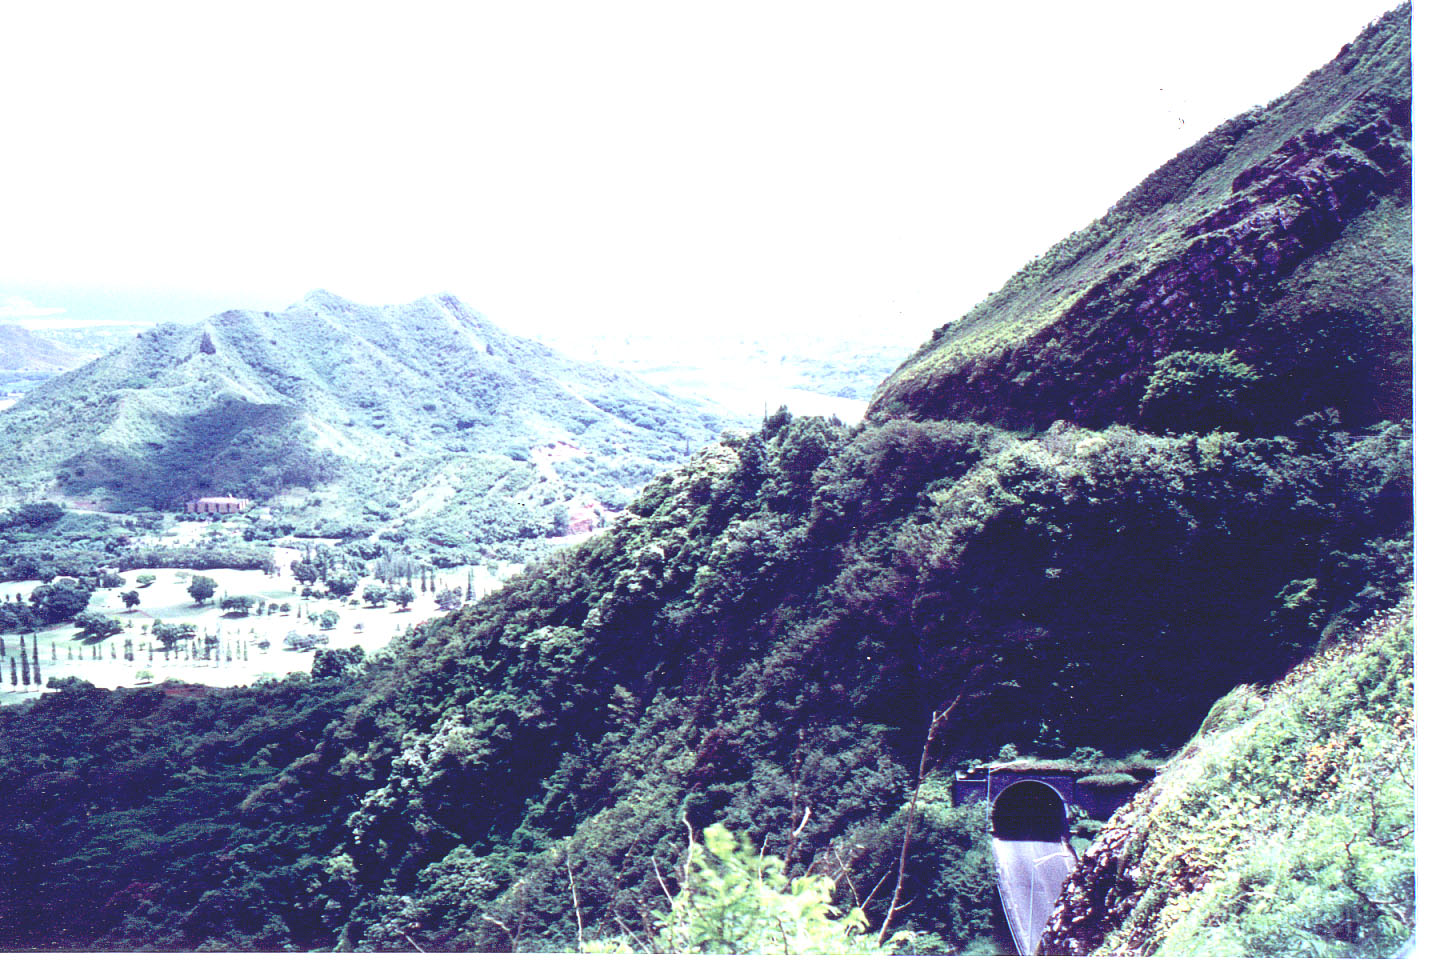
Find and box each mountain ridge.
[0,7,1413,953]
[0,290,738,562]
[0,323,94,374]
[871,6,1410,434]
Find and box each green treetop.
[187,575,218,605]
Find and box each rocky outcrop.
[1036,790,1153,955]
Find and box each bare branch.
[482,915,516,952]
[861,869,892,914]
[782,804,812,875]
[878,694,961,944]
[566,855,586,949]
[652,856,675,911]
[681,812,698,889]
[781,749,806,874]
[831,845,863,905]
[614,915,651,954]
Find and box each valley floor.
[0,553,520,707]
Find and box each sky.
[0,1,1408,342]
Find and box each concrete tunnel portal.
[990,780,1068,842]
[953,765,1153,954]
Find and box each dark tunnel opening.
[991,781,1067,841]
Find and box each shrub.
[1139,350,1259,432]
[30,578,94,623]
[582,824,907,955]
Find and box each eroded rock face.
[1037,801,1148,955]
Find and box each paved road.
[991,838,1075,955]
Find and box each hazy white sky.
[0,1,1405,340]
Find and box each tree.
[325,571,358,600]
[136,574,157,588]
[390,586,415,610]
[221,596,254,616]
[1139,349,1260,432]
[435,587,463,612]
[318,610,340,630]
[121,590,142,610]
[362,583,389,607]
[29,578,93,624]
[292,561,319,586]
[312,645,364,679]
[15,501,63,526]
[74,613,123,642]
[153,621,197,652]
[188,575,218,606]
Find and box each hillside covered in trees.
[0,291,736,561]
[0,6,1411,954]
[0,323,96,397]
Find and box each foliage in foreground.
[582,823,916,954]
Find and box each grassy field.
[0,551,517,707]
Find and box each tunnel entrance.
[991,781,1067,841]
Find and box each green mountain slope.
[1040,597,1413,957]
[0,323,93,373]
[0,291,736,557]
[0,7,1412,954]
[0,323,96,397]
[871,7,1410,434]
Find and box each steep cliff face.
[1039,597,1414,957]
[871,6,1410,434]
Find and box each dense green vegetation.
[281,407,1405,951]
[0,672,369,950]
[0,503,273,588]
[0,504,150,582]
[0,8,1412,954]
[0,292,739,565]
[1042,597,1414,957]
[0,406,1406,949]
[580,822,922,954]
[872,5,1410,435]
